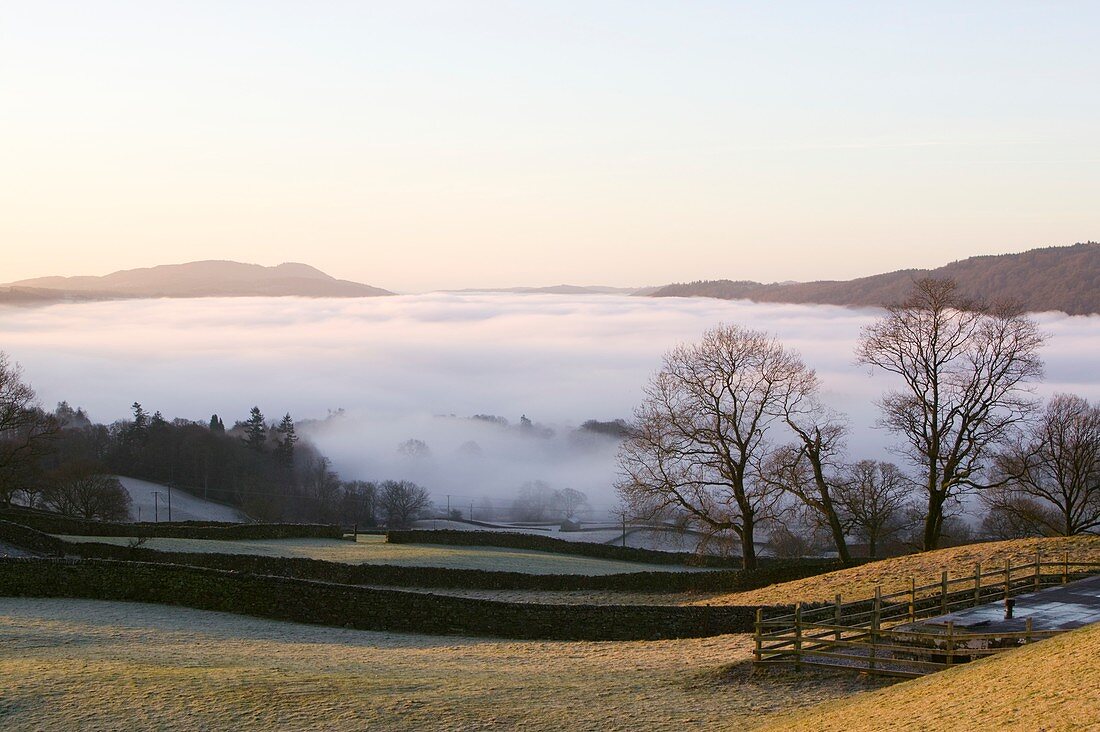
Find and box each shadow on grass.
[685,658,900,692]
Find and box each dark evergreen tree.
[56,401,76,424]
[242,406,267,451]
[129,402,149,442]
[209,414,225,433]
[274,413,298,470]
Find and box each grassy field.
[391,536,1100,607]
[56,534,709,575]
[7,537,1100,729]
[0,598,887,731]
[701,536,1100,606]
[755,613,1100,731]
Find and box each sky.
[2,2,1098,291]
[3,293,1098,512]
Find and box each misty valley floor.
[0,598,888,731]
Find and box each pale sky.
[2,1,1098,292]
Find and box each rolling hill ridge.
[650,242,1100,315]
[2,260,393,301]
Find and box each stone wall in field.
[0,520,66,556]
[66,541,837,593]
[0,518,847,594]
[0,508,341,540]
[0,558,780,640]
[388,528,752,567]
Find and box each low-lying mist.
[3,293,1099,515]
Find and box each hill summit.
[2,260,393,300]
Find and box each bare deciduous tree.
[857,279,1045,550]
[0,352,59,506]
[987,393,1100,535]
[511,480,556,522]
[766,384,854,564]
[765,519,816,559]
[299,455,342,522]
[555,487,588,522]
[834,460,913,558]
[616,324,813,569]
[42,462,131,521]
[379,480,433,528]
[340,480,379,527]
[979,496,1055,539]
[397,439,431,459]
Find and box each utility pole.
[446,494,451,517]
[151,491,161,523]
[167,485,172,522]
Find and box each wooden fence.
[754,552,1100,678]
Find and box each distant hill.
[2,260,393,301]
[649,243,1100,315]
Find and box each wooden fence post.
[974,562,981,607]
[1035,550,1041,590]
[909,577,916,622]
[941,570,949,613]
[870,586,881,672]
[754,608,762,663]
[834,593,842,641]
[794,603,803,670]
[1063,551,1069,585]
[1004,558,1011,601]
[1025,617,1033,645]
[946,621,955,666]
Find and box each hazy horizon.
[3,2,1098,290]
[4,241,1093,296]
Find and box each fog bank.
[3,293,1098,513]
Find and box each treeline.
[0,361,439,526]
[2,351,620,528]
[30,401,333,521]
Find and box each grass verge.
[702,536,1100,606]
[754,615,1100,731]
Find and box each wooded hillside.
[650,242,1100,315]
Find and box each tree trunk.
[826,510,852,565]
[807,448,852,566]
[740,513,757,570]
[741,531,757,570]
[923,491,945,551]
